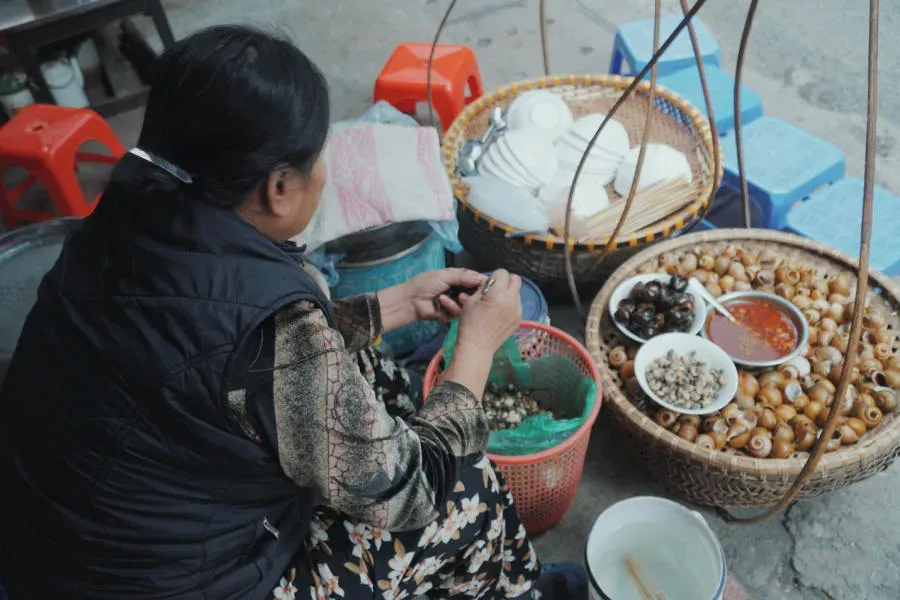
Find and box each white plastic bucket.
[584,496,726,600]
[40,58,89,108]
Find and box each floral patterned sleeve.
[252,301,488,531]
[332,294,382,352]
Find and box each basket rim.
[585,227,900,478]
[441,74,724,251]
[423,320,603,464]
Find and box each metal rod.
[734,0,761,228]
[717,0,880,525]
[540,0,550,75]
[427,0,460,133]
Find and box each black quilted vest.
[0,196,333,599]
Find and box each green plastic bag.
[441,321,596,456]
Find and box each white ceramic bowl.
[482,142,540,189]
[608,274,707,344]
[634,333,739,415]
[585,496,727,600]
[506,90,574,140]
[502,129,559,187]
[613,143,693,197]
[568,114,630,155]
[495,136,545,187]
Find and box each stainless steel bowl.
[701,290,810,369]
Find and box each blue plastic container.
[786,178,900,276]
[329,222,446,357]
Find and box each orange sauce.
[707,298,798,362]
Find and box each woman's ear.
[263,169,298,218]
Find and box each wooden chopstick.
[624,554,669,600]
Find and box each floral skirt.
[271,350,541,600]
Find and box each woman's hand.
[408,268,487,322]
[377,268,487,333]
[444,269,522,398]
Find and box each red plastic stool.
[0,104,126,228]
[374,43,483,131]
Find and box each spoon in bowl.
[689,278,739,325]
[457,107,507,176]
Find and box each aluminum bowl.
[701,290,810,369]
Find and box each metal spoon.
[458,107,507,176]
[689,278,739,324]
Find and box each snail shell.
[817,330,835,348]
[829,272,853,297]
[698,254,715,271]
[794,421,818,451]
[695,434,717,451]
[744,264,761,282]
[875,388,899,412]
[679,415,702,429]
[759,408,779,430]
[704,415,728,434]
[758,371,785,389]
[758,386,784,409]
[715,256,732,276]
[831,332,851,354]
[804,309,822,326]
[792,295,813,310]
[862,310,887,330]
[758,249,779,268]
[710,430,729,449]
[851,402,883,428]
[885,355,900,371]
[783,380,804,403]
[740,251,759,267]
[883,369,900,389]
[775,283,796,301]
[779,364,800,381]
[729,261,748,281]
[675,422,699,443]
[844,417,868,437]
[620,360,635,380]
[747,430,773,458]
[775,404,798,424]
[738,372,761,398]
[792,394,811,411]
[691,269,711,284]
[819,317,838,332]
[609,346,628,368]
[772,439,795,458]
[776,266,801,286]
[773,422,795,442]
[804,400,826,423]
[875,328,894,345]
[756,269,776,287]
[719,275,736,293]
[722,244,739,259]
[787,356,812,377]
[706,282,724,298]
[838,422,860,445]
[734,280,753,292]
[655,409,678,429]
[727,423,752,449]
[815,346,843,365]
[625,376,640,398]
[825,429,844,452]
[827,303,846,323]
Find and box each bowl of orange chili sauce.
[702,291,809,369]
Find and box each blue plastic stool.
[719,117,845,230]
[786,178,900,276]
[657,65,763,134]
[609,15,721,77]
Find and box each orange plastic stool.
[0,104,126,228]
[374,43,483,131]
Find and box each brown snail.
[608,346,628,369]
[655,409,678,429]
[772,439,795,459]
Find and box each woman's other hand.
[408,268,487,322]
[444,270,522,398]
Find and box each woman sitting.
[0,26,587,600]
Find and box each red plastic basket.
[423,321,602,533]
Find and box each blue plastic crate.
[720,117,845,230]
[786,178,900,276]
[657,65,763,134]
[610,14,721,77]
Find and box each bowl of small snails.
[586,228,900,508]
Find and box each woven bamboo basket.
[441,74,723,292]
[585,228,900,508]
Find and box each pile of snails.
[483,383,553,431]
[607,242,900,458]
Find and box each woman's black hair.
[98,25,330,213]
